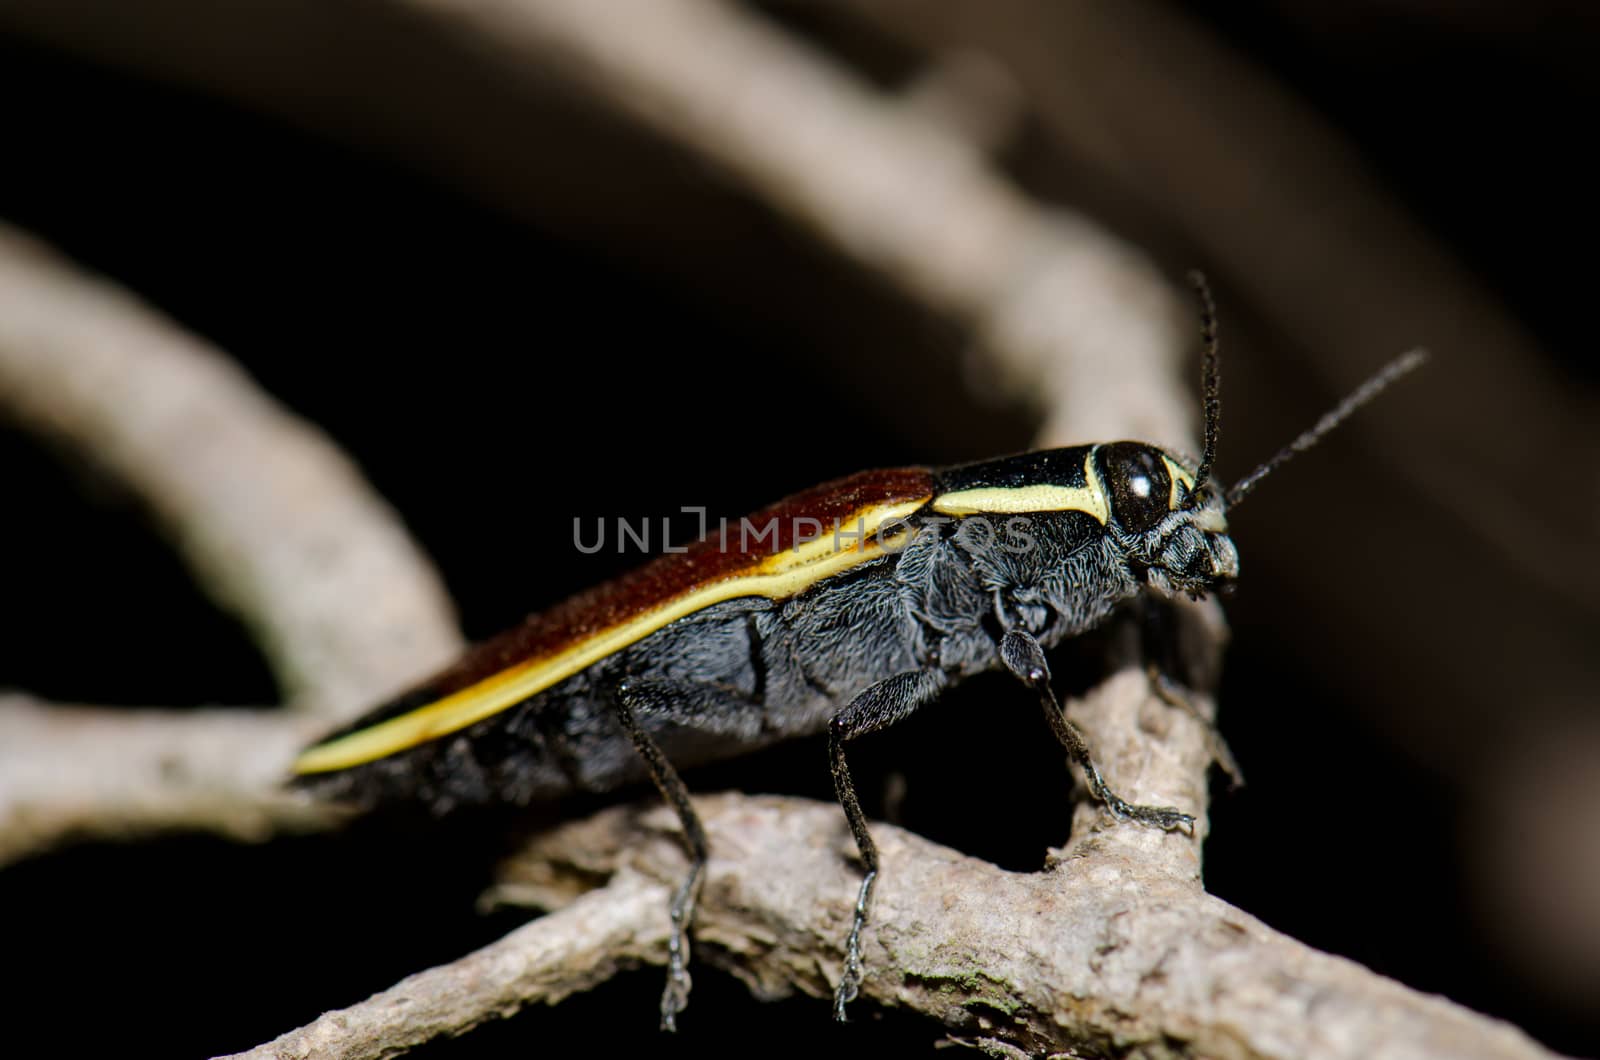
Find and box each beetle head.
[1104,271,1425,599]
[1096,441,1238,599]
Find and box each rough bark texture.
[223,873,668,1060]
[227,786,1560,1060]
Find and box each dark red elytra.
[361,467,935,716]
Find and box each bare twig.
[0,222,462,716]
[228,789,1562,1060]
[0,694,337,865]
[0,0,1197,453]
[400,0,1193,452]
[220,872,668,1060]
[0,223,462,864]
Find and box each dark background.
[1,2,1596,1056]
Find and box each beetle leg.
[1138,599,1244,788]
[999,629,1194,833]
[613,679,711,1033]
[827,669,946,1021]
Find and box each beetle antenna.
[1226,348,1429,508]
[1186,270,1222,503]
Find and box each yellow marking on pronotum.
[1160,454,1227,532]
[292,496,930,774]
[931,451,1109,523]
[1161,455,1197,511]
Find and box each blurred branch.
[0,222,462,716]
[0,0,1199,451]
[222,871,669,1060]
[823,0,1600,756]
[0,694,337,865]
[225,791,1562,1060]
[0,223,462,864]
[402,0,1194,452]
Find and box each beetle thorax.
[921,442,1240,649]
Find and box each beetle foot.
[833,868,875,1021]
[658,959,692,1033]
[1084,762,1195,835]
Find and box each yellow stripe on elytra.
[931,451,1109,523]
[292,495,930,774]
[1161,455,1197,510]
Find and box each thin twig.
[219,872,668,1060]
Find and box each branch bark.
[0,694,336,865]
[222,872,669,1060]
[226,788,1562,1060]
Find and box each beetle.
[293,275,1425,1028]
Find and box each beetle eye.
[1099,443,1171,534]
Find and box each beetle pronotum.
[293,275,1425,1027]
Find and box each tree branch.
[0,222,463,717]
[0,223,463,864]
[0,694,339,864]
[227,788,1562,1060]
[399,0,1192,452]
[0,0,1196,453]
[221,872,668,1060]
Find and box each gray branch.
[222,872,669,1060]
[0,222,463,716]
[227,787,1561,1060]
[400,0,1193,452]
[0,695,336,865]
[0,223,463,863]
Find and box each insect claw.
[1163,810,1197,835]
[659,966,692,1032]
[1096,781,1194,835]
[1134,805,1194,834]
[833,979,857,1022]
